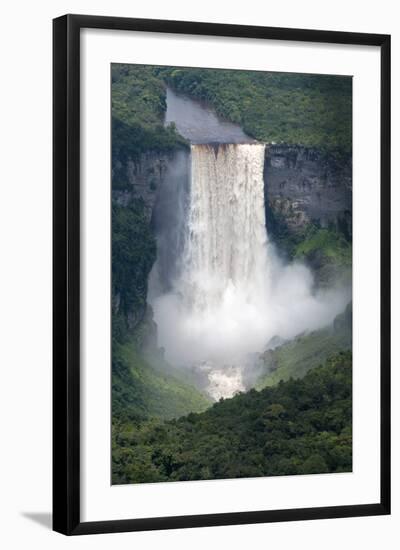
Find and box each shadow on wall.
[22,512,52,530]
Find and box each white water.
[150,143,350,399]
[181,144,269,319]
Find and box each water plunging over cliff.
[181,143,269,316]
[151,142,273,399]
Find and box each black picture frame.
[53,14,391,535]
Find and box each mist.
[151,246,350,367]
[147,142,350,399]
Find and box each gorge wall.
[113,143,352,244]
[113,151,180,218]
[264,145,352,239]
[112,147,190,336]
[112,142,352,338]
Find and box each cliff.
[264,145,352,239]
[113,152,172,218]
[112,147,189,339]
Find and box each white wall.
[0,0,398,548]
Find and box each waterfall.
[150,142,350,400]
[150,143,271,399]
[181,143,269,314]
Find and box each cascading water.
[150,141,350,400]
[150,143,270,399]
[181,143,269,316]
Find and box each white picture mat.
[80,28,381,522]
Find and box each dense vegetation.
[256,303,352,388]
[266,220,352,286]
[112,200,156,326]
[113,352,352,484]
[112,338,210,424]
[112,64,352,153]
[158,67,352,152]
[294,226,352,286]
[295,226,352,265]
[112,64,187,163]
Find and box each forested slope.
[112,339,210,424]
[256,303,352,388]
[158,67,352,152]
[113,352,352,484]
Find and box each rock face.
[264,145,352,238]
[112,147,190,338]
[112,152,172,219]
